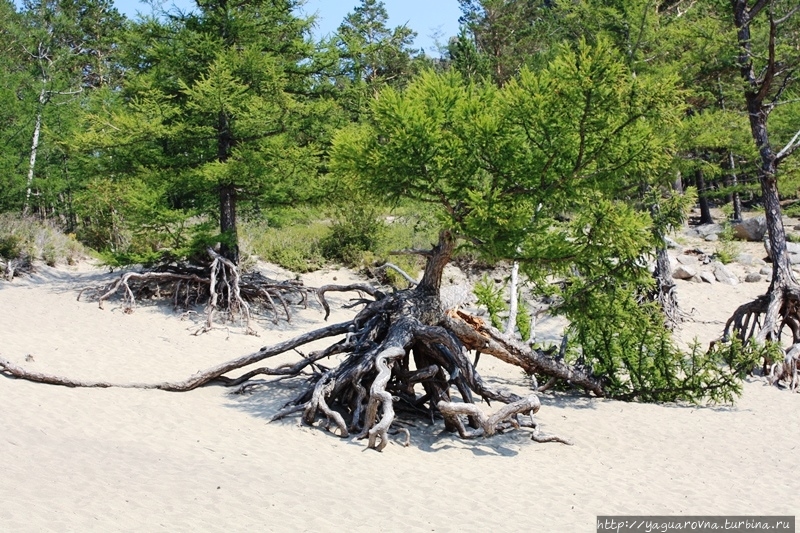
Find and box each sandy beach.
[1,252,798,532]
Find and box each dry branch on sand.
[0,232,601,450]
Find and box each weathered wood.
[3,232,583,449]
[443,309,605,397]
[0,321,352,391]
[80,250,312,331]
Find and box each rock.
[712,262,738,285]
[744,272,762,283]
[794,224,800,231]
[704,234,719,242]
[700,271,716,284]
[763,240,800,261]
[695,223,723,238]
[664,237,683,251]
[672,265,697,280]
[760,266,772,275]
[732,215,767,241]
[735,253,755,265]
[676,254,699,266]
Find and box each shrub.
[473,275,507,329]
[242,221,327,273]
[0,215,84,268]
[320,204,385,265]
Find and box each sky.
[112,0,463,55]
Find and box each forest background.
[1,0,800,406]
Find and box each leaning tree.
[722,0,800,387]
[1,41,755,448]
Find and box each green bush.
[715,220,740,265]
[473,275,507,329]
[242,221,327,273]
[320,204,385,265]
[564,283,759,403]
[0,234,22,259]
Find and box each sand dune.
[1,257,797,532]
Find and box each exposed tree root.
[654,281,686,330]
[2,232,598,449]
[1,256,34,281]
[769,344,800,392]
[724,271,800,390]
[78,248,312,332]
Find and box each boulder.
[676,254,699,266]
[664,237,683,251]
[760,266,772,275]
[763,240,800,261]
[672,265,697,280]
[704,234,719,242]
[700,271,716,284]
[744,272,762,283]
[712,262,738,285]
[695,223,723,237]
[732,215,767,241]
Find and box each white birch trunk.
[23,86,46,217]
[505,260,519,335]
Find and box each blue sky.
[113,0,463,54]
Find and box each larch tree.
[1,40,757,449]
[76,0,323,265]
[723,0,800,386]
[333,0,420,120]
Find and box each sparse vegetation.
[0,215,84,271]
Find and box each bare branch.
[376,262,418,286]
[776,128,800,162]
[774,5,799,25]
[747,0,771,22]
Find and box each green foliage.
[333,39,680,267]
[0,234,22,260]
[565,285,759,403]
[320,202,386,265]
[333,0,421,119]
[66,0,329,262]
[515,296,532,342]
[241,221,327,274]
[715,221,741,265]
[473,275,507,329]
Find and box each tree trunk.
[418,230,455,293]
[217,109,239,264]
[672,172,683,194]
[695,168,713,225]
[219,184,239,265]
[22,86,46,217]
[727,151,743,221]
[724,0,800,349]
[505,261,520,335]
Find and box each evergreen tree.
[0,0,124,221]
[333,0,421,120]
[76,0,325,264]
[332,40,754,401]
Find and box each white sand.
[1,257,797,532]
